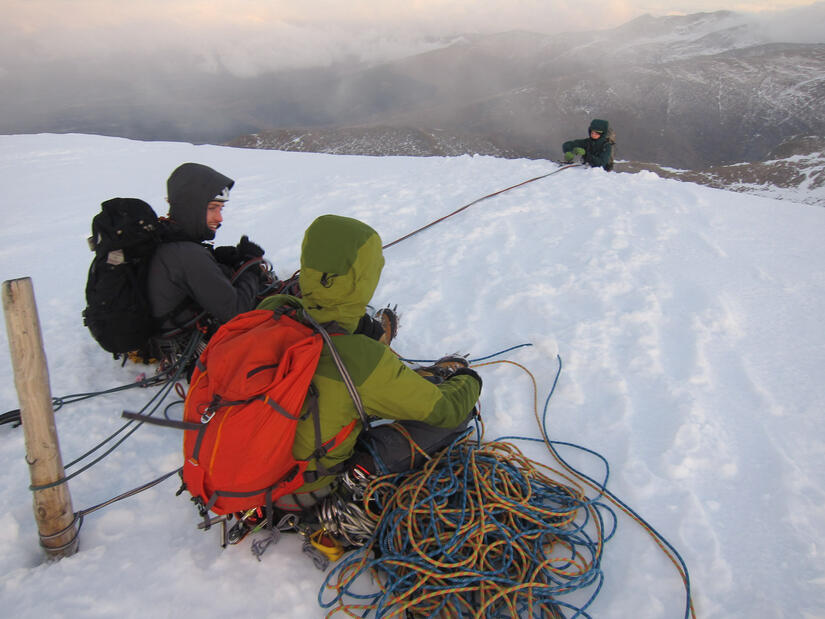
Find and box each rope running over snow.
[381,163,581,250]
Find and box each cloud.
[2,0,822,76]
[750,1,825,43]
[2,0,638,73]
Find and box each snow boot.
[373,304,400,346]
[414,354,470,382]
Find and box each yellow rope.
[324,433,599,616]
[477,359,697,619]
[321,358,694,618]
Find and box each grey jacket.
[147,163,261,331]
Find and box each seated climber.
[562,119,615,171]
[256,214,482,513]
[146,163,395,370]
[146,162,274,363]
[147,163,269,331]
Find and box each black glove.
[237,235,265,260]
[355,313,385,341]
[213,245,240,266]
[448,367,482,391]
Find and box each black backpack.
[82,197,162,355]
[605,128,616,171]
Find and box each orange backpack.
[181,307,358,517]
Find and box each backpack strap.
[121,409,213,465]
[300,311,371,432]
[155,298,207,336]
[122,410,201,430]
[303,384,358,479]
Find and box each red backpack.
[180,307,358,517]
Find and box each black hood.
[166,163,234,242]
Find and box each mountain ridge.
[2,8,823,200]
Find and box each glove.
[564,151,575,162]
[449,367,483,392]
[355,313,385,341]
[573,147,586,156]
[237,235,265,260]
[213,245,240,266]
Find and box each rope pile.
[319,430,615,618]
[318,353,694,618]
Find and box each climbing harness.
[315,467,376,549]
[382,163,581,250]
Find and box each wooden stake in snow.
[2,277,78,559]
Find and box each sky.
[0,133,823,618]
[3,0,823,75]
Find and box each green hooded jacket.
[562,119,614,171]
[257,214,480,492]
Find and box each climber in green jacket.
[562,118,615,171]
[257,214,481,511]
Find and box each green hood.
[299,215,384,332]
[588,119,609,135]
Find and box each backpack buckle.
[201,395,222,423]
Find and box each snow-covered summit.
[0,134,823,618]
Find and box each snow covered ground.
[1,133,823,618]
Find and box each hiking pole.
[2,277,79,560]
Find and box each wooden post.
[2,277,78,559]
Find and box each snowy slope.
[620,140,825,208]
[0,134,824,618]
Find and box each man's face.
[206,201,224,233]
[590,130,603,140]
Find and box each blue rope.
[469,342,533,363]
[320,352,692,618]
[535,355,694,619]
[319,430,614,617]
[401,342,533,365]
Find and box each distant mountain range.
[3,9,824,204]
[228,11,825,170]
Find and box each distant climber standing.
[562,119,615,171]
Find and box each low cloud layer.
[4,1,821,76]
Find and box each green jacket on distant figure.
[257,215,480,496]
[562,119,614,171]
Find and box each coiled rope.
[318,352,694,618]
[468,356,694,619]
[318,357,612,618]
